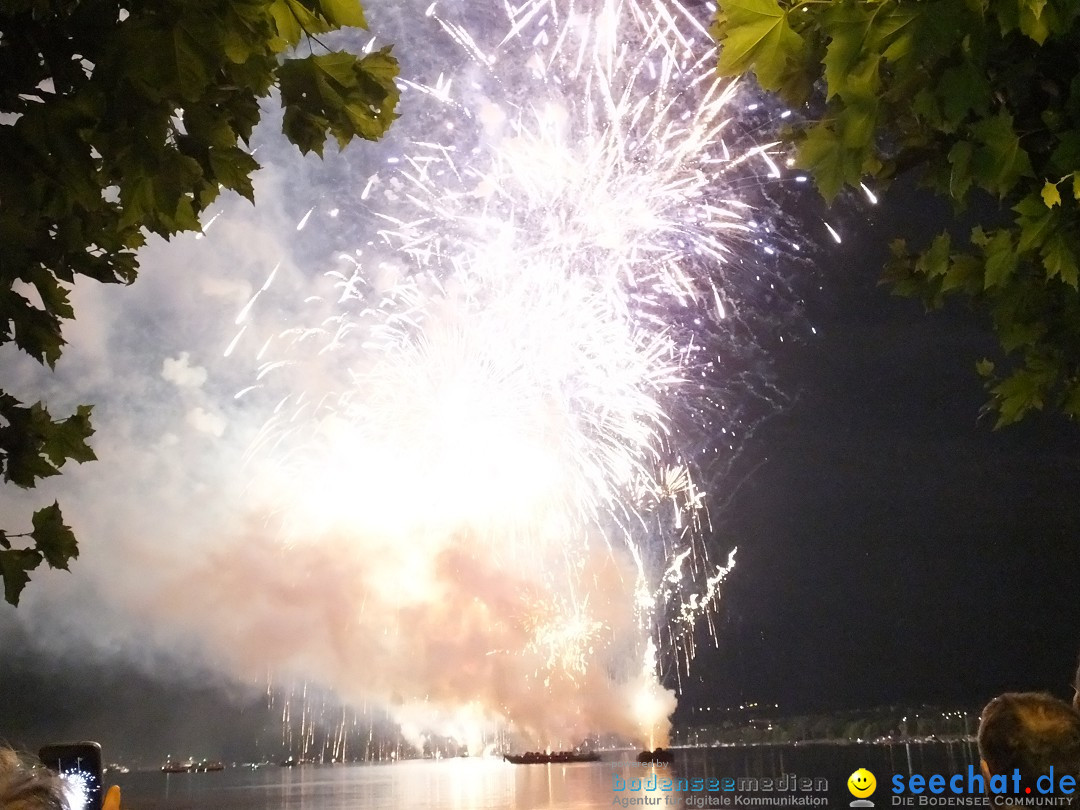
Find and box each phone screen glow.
[56,760,101,810]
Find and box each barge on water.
[503,751,600,764]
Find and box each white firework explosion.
[231,0,788,749]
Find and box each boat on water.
[504,751,601,764]
[636,747,673,764]
[161,760,225,773]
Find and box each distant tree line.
[675,705,979,745]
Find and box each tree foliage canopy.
[0,0,399,605]
[712,0,1080,428]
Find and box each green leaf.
[995,311,1046,354]
[176,196,201,232]
[994,0,1021,35]
[173,25,209,102]
[270,0,303,46]
[970,112,1035,198]
[30,502,79,571]
[912,88,942,129]
[0,397,94,488]
[947,141,974,200]
[982,229,1017,289]
[6,293,65,367]
[183,106,239,152]
[319,0,367,28]
[42,404,96,468]
[796,123,861,201]
[0,548,41,606]
[285,0,331,37]
[222,24,259,64]
[1041,180,1062,208]
[976,359,995,377]
[715,0,805,92]
[834,59,881,118]
[821,3,876,100]
[917,233,951,278]
[942,254,983,294]
[937,61,991,131]
[1015,193,1057,252]
[822,1,919,96]
[118,172,156,231]
[1018,0,1050,43]
[280,49,399,155]
[1041,232,1079,288]
[874,5,921,63]
[357,46,399,89]
[990,366,1049,427]
[25,266,75,321]
[314,50,361,88]
[1050,132,1080,175]
[209,147,260,202]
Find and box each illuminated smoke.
[155,0,785,752]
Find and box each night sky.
[684,182,1080,715]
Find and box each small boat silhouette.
[503,751,600,764]
[636,747,673,764]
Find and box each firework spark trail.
[225,0,785,750]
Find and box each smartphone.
[38,741,103,810]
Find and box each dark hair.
[0,748,68,810]
[1073,652,1080,711]
[978,692,1080,788]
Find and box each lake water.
[112,742,980,809]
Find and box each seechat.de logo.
[849,768,878,808]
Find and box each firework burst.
[231,0,787,749]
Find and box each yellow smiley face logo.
[848,768,877,798]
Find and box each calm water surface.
[113,742,979,810]
[114,758,639,810]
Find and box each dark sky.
[682,182,1080,715]
[0,622,274,766]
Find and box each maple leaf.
[716,0,805,92]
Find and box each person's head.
[1073,653,1080,712]
[0,748,67,810]
[978,692,1080,788]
